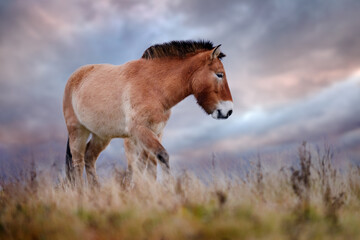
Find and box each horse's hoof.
[157,150,169,168]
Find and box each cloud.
[166,71,360,159]
[0,0,189,144]
[167,0,360,108]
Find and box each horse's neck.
[155,57,200,110]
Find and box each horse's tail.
[65,137,74,183]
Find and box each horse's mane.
[141,40,226,60]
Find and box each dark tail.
[65,137,74,183]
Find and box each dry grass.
[0,143,359,240]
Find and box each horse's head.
[191,45,233,119]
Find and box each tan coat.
[63,41,233,186]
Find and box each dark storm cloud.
[170,0,360,107]
[172,0,360,70]
[0,0,180,144]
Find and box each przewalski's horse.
[63,40,233,186]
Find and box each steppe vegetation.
[0,143,359,240]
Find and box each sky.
[0,0,360,177]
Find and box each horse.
[63,40,233,187]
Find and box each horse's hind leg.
[84,135,110,187]
[68,125,90,187]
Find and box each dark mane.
[141,40,226,60]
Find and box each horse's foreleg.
[156,131,170,176]
[140,149,157,179]
[124,139,157,180]
[84,135,110,187]
[68,125,90,188]
[131,126,169,169]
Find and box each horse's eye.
[216,73,224,79]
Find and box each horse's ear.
[211,44,222,59]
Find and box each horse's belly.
[87,115,129,138]
[76,106,129,138]
[72,92,130,139]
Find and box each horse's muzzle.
[212,101,233,119]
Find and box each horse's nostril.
[227,110,233,117]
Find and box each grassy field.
[0,143,359,240]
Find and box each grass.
[0,143,359,240]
